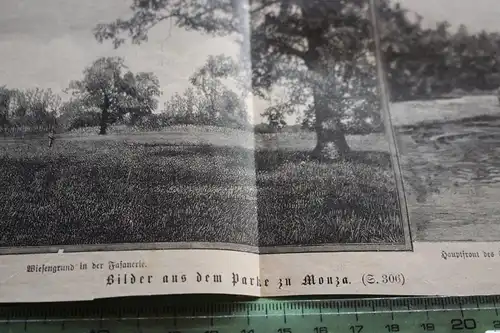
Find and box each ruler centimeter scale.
[2,296,500,333]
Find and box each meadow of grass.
[256,150,403,246]
[392,94,500,241]
[0,124,405,250]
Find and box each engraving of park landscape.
[0,0,411,254]
[379,0,500,241]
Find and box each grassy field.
[0,125,405,249]
[392,95,500,241]
[4,94,495,250]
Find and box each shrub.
[67,111,101,130]
[254,123,278,134]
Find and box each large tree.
[2,87,61,133]
[377,3,500,100]
[0,86,12,134]
[189,54,250,127]
[377,5,456,101]
[93,0,386,158]
[58,98,102,131]
[66,56,162,134]
[163,54,250,128]
[25,88,62,131]
[264,45,383,138]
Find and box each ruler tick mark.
[210,306,214,327]
[283,307,287,324]
[247,308,250,326]
[320,306,323,322]
[459,303,464,318]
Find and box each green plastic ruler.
[2,295,500,333]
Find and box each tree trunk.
[129,112,139,126]
[99,108,108,135]
[99,94,110,135]
[303,25,351,161]
[311,89,351,160]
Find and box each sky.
[1,0,500,125]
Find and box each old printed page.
[1,0,500,302]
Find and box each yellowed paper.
[3,242,500,302]
[2,0,500,302]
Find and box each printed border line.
[4,239,496,256]
[370,0,414,252]
[0,241,410,256]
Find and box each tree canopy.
[0,86,61,135]
[94,0,383,158]
[378,3,500,100]
[66,56,162,134]
[0,86,12,133]
[163,54,250,128]
[89,0,500,155]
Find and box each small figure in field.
[48,129,55,148]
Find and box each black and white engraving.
[383,0,500,241]
[0,0,412,254]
